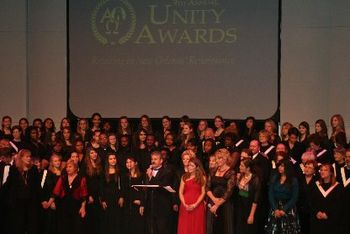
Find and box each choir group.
[0,113,349,234]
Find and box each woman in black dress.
[242,116,258,144]
[298,121,310,149]
[75,118,93,146]
[107,133,118,153]
[309,163,343,234]
[42,118,56,145]
[90,112,102,133]
[157,116,173,146]
[117,116,132,138]
[61,127,74,160]
[100,153,125,234]
[138,115,153,134]
[214,115,225,147]
[264,119,280,145]
[236,158,260,234]
[40,153,62,234]
[197,120,208,142]
[206,148,236,234]
[314,119,330,149]
[124,156,145,234]
[1,116,12,140]
[133,129,149,172]
[329,114,347,149]
[4,149,41,234]
[19,117,29,139]
[178,122,196,152]
[55,117,71,142]
[163,132,181,170]
[82,147,103,234]
[52,159,88,234]
[280,122,293,142]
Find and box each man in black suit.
[250,140,271,183]
[146,151,175,234]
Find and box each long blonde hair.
[48,153,63,173]
[15,149,32,173]
[331,114,345,132]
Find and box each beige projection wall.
[281,0,350,132]
[0,0,27,121]
[0,0,66,125]
[0,0,349,134]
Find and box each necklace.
[218,166,228,172]
[239,173,251,189]
[68,175,76,189]
[244,173,252,180]
[23,170,28,185]
[217,166,229,176]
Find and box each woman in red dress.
[178,157,206,234]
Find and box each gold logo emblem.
[91,0,136,46]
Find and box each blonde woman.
[206,148,236,234]
[6,149,41,234]
[52,159,87,234]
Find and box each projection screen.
[68,0,280,119]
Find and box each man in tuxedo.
[249,140,271,183]
[146,151,175,234]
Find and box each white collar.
[316,181,339,198]
[264,145,275,155]
[252,152,259,160]
[316,149,327,158]
[271,160,276,169]
[340,167,350,187]
[235,139,244,147]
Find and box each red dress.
[178,178,206,234]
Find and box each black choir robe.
[340,166,350,233]
[309,181,343,234]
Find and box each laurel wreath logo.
[91,0,136,46]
